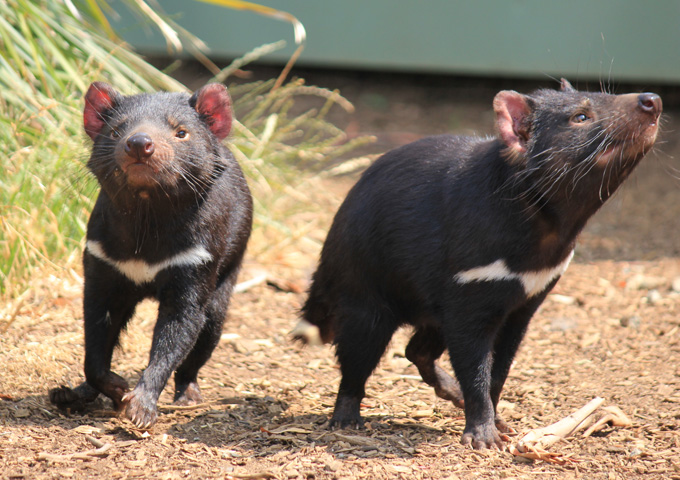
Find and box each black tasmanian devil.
[299,80,661,449]
[49,82,252,429]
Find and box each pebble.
[620,315,641,329]
[549,293,577,305]
[628,448,644,458]
[549,317,578,332]
[230,339,262,354]
[647,289,662,305]
[672,276,680,293]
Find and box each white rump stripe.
[454,250,574,297]
[86,240,212,286]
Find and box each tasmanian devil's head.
[493,79,662,207]
[83,82,232,202]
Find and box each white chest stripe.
[86,240,212,286]
[454,250,574,297]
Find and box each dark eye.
[572,113,589,124]
[110,129,120,139]
[176,129,188,139]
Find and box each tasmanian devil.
[299,79,661,449]
[49,82,252,429]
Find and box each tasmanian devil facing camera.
[49,82,252,429]
[300,79,661,449]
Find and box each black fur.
[301,81,661,449]
[49,83,252,429]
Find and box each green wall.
[112,0,680,83]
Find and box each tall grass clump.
[1,0,373,301]
[0,0,184,299]
[227,74,374,266]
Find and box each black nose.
[638,93,662,116]
[125,133,155,158]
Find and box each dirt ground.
[2,69,680,479]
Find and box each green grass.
[0,0,373,299]
[1,0,184,298]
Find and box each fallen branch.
[516,397,604,451]
[510,397,633,465]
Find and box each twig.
[85,435,105,448]
[1,289,31,334]
[159,401,213,412]
[37,443,112,462]
[583,406,632,437]
[232,472,277,480]
[234,274,268,293]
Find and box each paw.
[328,415,364,429]
[121,389,158,430]
[173,382,203,406]
[460,421,505,450]
[328,396,364,429]
[49,386,86,411]
[49,382,100,412]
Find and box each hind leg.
[48,382,101,412]
[405,326,464,408]
[172,322,220,406]
[330,302,398,428]
[173,290,230,405]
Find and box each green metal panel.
[111,0,680,83]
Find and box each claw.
[461,421,506,450]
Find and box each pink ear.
[493,91,531,154]
[190,84,232,140]
[83,82,120,140]
[560,78,575,92]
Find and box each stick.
[37,443,112,462]
[515,397,604,452]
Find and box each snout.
[637,93,662,118]
[125,132,155,159]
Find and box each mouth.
[597,121,659,165]
[121,159,158,188]
[126,162,152,172]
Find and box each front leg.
[122,282,208,429]
[444,303,508,450]
[50,264,138,412]
[449,342,502,449]
[489,288,552,431]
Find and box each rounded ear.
[560,78,576,92]
[84,82,121,140]
[493,90,532,155]
[190,83,232,140]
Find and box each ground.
[2,69,680,479]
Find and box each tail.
[293,280,336,345]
